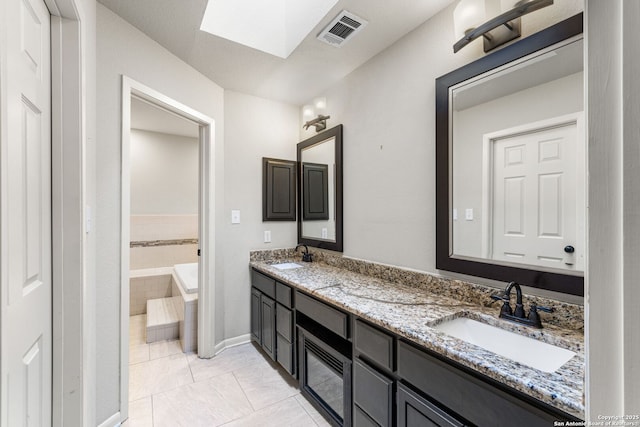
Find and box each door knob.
[564,245,575,254]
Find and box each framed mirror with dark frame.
[436,13,584,296]
[297,125,343,252]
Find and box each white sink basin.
[434,317,575,373]
[270,262,304,270]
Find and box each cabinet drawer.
[276,303,293,342]
[276,335,294,375]
[251,269,275,298]
[296,292,348,339]
[397,341,559,427]
[397,383,465,427]
[355,319,393,371]
[354,359,393,427]
[276,281,292,308]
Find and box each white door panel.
[1,0,52,424]
[491,120,582,271]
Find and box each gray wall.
[130,129,199,215]
[223,90,299,341]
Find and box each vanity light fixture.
[302,97,331,132]
[453,0,553,53]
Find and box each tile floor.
[124,314,331,426]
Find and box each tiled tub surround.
[129,266,198,352]
[130,267,173,316]
[130,214,199,270]
[250,249,585,419]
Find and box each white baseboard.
[97,412,121,427]
[213,334,251,355]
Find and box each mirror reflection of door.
[484,115,584,271]
[451,37,585,275]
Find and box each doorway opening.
[120,77,216,419]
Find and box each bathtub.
[171,263,198,352]
[174,262,198,294]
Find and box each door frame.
[120,76,216,417]
[481,112,585,264]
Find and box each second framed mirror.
[297,125,343,252]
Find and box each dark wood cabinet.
[397,340,568,427]
[354,319,393,372]
[260,295,276,360]
[354,359,393,427]
[250,288,261,343]
[397,384,465,427]
[276,302,294,375]
[251,285,276,361]
[263,157,296,221]
[302,162,329,220]
[251,269,294,372]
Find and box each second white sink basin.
[271,262,304,270]
[434,317,575,373]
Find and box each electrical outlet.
[465,208,473,221]
[264,230,271,243]
[231,210,240,224]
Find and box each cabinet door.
[397,384,465,427]
[276,303,293,341]
[354,359,393,427]
[251,288,261,344]
[261,295,276,360]
[276,334,294,375]
[276,302,294,375]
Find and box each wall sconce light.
[302,97,331,132]
[453,0,553,53]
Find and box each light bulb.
[453,0,486,40]
[302,104,315,120]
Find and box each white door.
[1,0,52,424]
[490,119,583,271]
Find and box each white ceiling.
[98,0,456,105]
[131,97,200,138]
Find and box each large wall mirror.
[436,14,584,296]
[297,125,343,252]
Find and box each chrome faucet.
[295,244,313,262]
[490,282,554,328]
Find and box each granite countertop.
[250,257,585,419]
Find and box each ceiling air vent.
[317,10,368,47]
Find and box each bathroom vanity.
[249,250,584,427]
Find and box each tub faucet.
[490,282,554,328]
[295,244,313,262]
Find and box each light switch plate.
[231,210,241,224]
[465,208,473,221]
[453,208,458,221]
[264,230,271,243]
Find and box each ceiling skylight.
[200,0,339,59]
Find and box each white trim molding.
[214,334,252,355]
[47,0,95,425]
